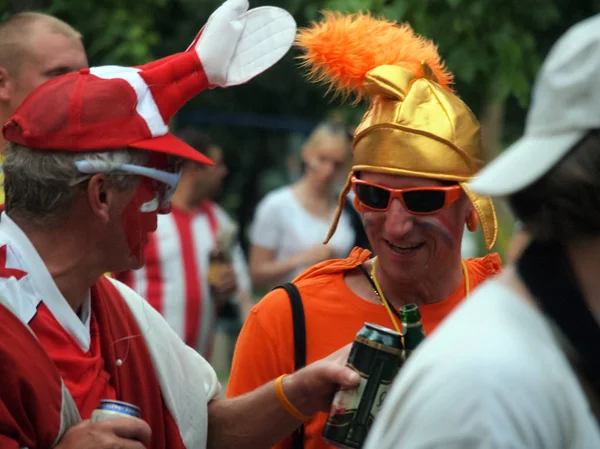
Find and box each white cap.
[470,14,600,196]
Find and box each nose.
[158,204,171,215]
[383,198,414,238]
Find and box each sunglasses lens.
[403,190,446,213]
[356,183,390,209]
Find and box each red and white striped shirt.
[116,201,250,357]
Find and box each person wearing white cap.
[363,14,600,449]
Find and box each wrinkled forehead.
[27,28,84,62]
[356,171,449,188]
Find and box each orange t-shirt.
[226,247,502,449]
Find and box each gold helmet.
[296,12,497,250]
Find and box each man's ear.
[86,174,112,223]
[0,66,13,102]
[466,209,479,232]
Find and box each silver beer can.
[90,400,141,423]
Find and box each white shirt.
[250,186,355,287]
[0,213,93,352]
[365,279,600,449]
[120,202,250,355]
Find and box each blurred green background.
[4,0,599,260]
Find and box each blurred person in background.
[365,15,600,449]
[249,121,355,291]
[0,12,88,203]
[115,128,253,359]
[227,13,501,449]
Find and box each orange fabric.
[227,247,502,449]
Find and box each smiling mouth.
[386,240,425,252]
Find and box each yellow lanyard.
[370,257,471,333]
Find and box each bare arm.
[249,244,304,289]
[207,345,358,449]
[207,377,302,449]
[236,288,254,323]
[249,244,334,290]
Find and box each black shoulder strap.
[517,240,600,399]
[275,283,306,449]
[279,283,307,370]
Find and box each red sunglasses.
[351,177,462,214]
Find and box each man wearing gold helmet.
[227,12,501,449]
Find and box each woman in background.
[249,122,356,290]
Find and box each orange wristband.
[274,374,311,422]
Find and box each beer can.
[90,400,141,423]
[322,323,403,449]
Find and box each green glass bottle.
[400,304,426,359]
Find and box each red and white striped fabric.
[117,201,250,357]
[0,212,220,449]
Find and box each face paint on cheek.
[418,215,455,249]
[140,195,159,213]
[361,211,377,229]
[121,180,159,263]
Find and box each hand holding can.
[55,405,149,449]
[322,323,403,449]
[90,400,142,423]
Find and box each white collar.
[0,213,91,351]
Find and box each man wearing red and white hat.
[0,2,359,449]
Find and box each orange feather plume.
[295,11,454,100]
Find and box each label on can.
[323,324,402,449]
[327,375,393,426]
[90,400,141,423]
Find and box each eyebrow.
[43,65,78,78]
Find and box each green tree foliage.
[322,0,599,116]
[321,0,599,256]
[3,0,168,65]
[49,0,169,65]
[2,0,598,256]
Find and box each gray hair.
[3,143,148,227]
